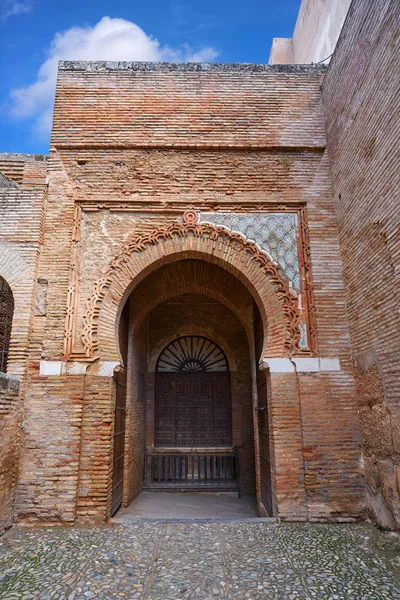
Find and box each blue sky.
[0,0,301,154]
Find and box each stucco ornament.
[81,218,302,358]
[182,210,199,225]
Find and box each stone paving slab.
[112,492,258,522]
[0,522,399,599]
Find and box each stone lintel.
[259,357,341,373]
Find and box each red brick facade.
[0,16,395,528]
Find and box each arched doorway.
[144,336,238,491]
[107,259,274,517]
[0,276,14,373]
[77,220,302,521]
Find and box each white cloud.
[1,1,31,19]
[9,16,218,137]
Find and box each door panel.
[175,373,193,446]
[111,301,129,516]
[253,301,273,516]
[212,373,232,446]
[156,374,176,446]
[193,373,212,446]
[155,372,231,447]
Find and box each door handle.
[255,406,266,411]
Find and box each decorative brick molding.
[79,219,302,361]
[63,204,318,361]
[63,205,84,359]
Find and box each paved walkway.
[0,521,399,599]
[112,492,258,521]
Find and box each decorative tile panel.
[199,212,300,291]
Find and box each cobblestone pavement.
[0,521,399,599]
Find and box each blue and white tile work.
[199,212,300,292]
[200,212,310,349]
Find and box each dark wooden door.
[155,372,231,447]
[253,301,273,516]
[111,302,129,516]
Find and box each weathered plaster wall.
[270,0,352,64]
[322,0,400,529]
[269,38,294,65]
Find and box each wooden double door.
[155,372,232,448]
[111,302,129,516]
[253,301,273,516]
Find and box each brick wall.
[0,373,21,533]
[0,155,47,529]
[322,0,400,530]
[75,373,114,522]
[53,62,326,148]
[0,154,47,379]
[124,311,147,505]
[16,375,85,524]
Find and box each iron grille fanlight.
[156,336,228,373]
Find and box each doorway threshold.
[111,491,272,523]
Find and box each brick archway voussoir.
[82,223,300,363]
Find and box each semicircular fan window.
[156,336,228,373]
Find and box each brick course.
[53,63,326,149]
